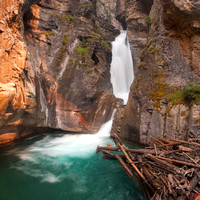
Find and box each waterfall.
[110,30,134,105]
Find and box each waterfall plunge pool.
[0,120,145,200]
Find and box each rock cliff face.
[0,0,121,145]
[1,0,199,146]
[113,0,200,145]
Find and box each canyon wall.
[1,0,200,146]
[0,0,121,145]
[113,0,200,145]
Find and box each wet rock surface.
[113,0,200,145]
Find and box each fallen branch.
[96,135,200,199]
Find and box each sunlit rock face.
[112,0,200,145]
[0,0,121,145]
[0,0,38,145]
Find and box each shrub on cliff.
[167,82,200,106]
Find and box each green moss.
[73,88,77,93]
[140,48,146,59]
[91,32,102,40]
[149,84,167,100]
[150,49,157,54]
[167,82,200,106]
[145,16,152,24]
[55,15,77,24]
[62,35,69,45]
[66,73,71,78]
[51,13,57,17]
[138,62,147,68]
[72,43,92,68]
[101,40,110,50]
[147,38,155,47]
[63,15,74,23]
[43,31,55,37]
[148,71,172,102]
[75,47,88,55]
[167,104,174,117]
[153,101,163,113]
[156,59,169,67]
[148,45,155,51]
[91,32,111,50]
[135,83,139,89]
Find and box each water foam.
[13,119,114,183]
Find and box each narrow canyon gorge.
[0,0,200,200]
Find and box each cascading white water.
[110,30,134,105]
[12,118,114,183]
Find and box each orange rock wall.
[0,0,121,145]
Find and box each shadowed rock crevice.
[92,51,99,65]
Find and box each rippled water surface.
[0,120,145,200]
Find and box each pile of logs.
[96,134,200,200]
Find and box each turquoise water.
[0,120,145,200]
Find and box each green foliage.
[72,38,93,68]
[167,82,200,106]
[145,16,152,24]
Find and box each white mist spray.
[110,30,134,104]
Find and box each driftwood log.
[96,134,200,200]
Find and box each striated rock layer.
[112,0,200,145]
[0,0,121,145]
